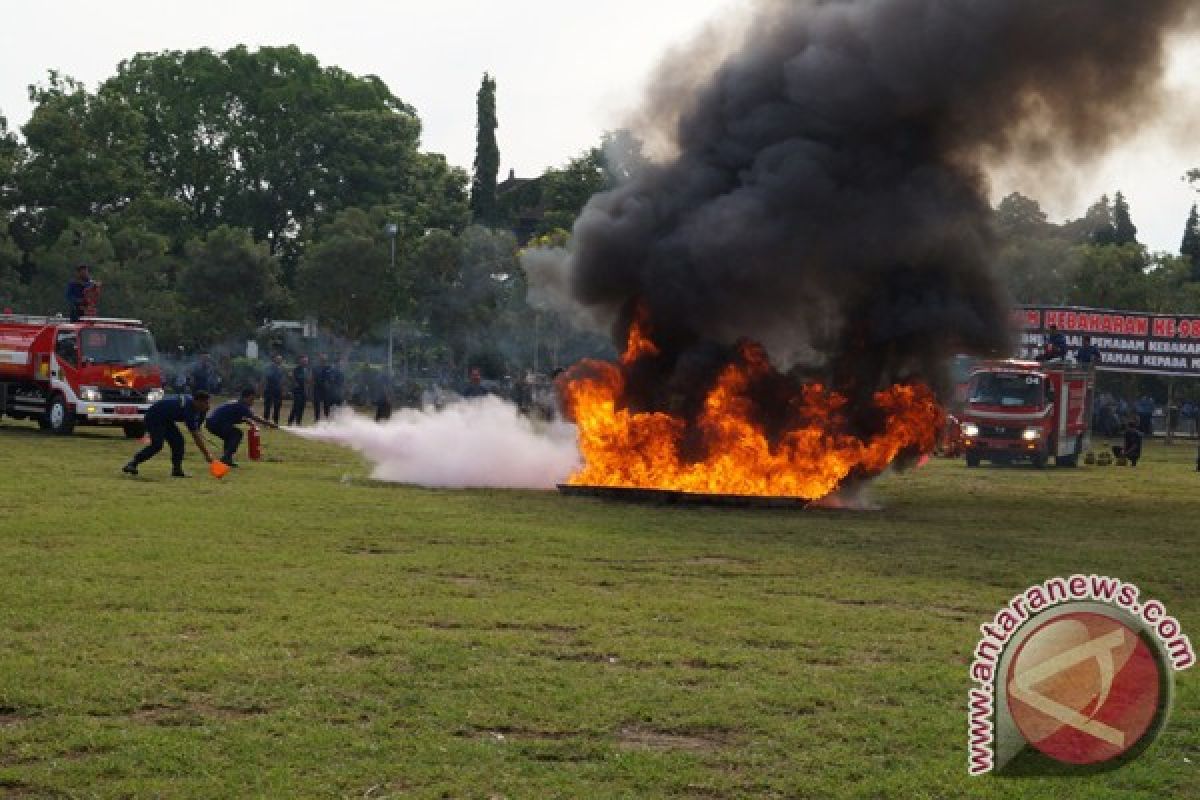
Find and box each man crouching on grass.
[123,391,215,477]
[205,387,278,467]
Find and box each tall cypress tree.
[1112,190,1138,245]
[470,73,499,224]
[1182,203,1200,281]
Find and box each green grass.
[0,415,1197,799]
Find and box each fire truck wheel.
[1030,453,1047,469]
[122,422,146,439]
[965,453,981,468]
[45,394,75,435]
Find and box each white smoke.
[288,396,581,489]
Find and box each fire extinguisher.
[248,424,262,461]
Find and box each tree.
[178,226,285,345]
[989,194,1074,304]
[100,46,429,270]
[294,208,397,342]
[470,73,499,223]
[1181,204,1200,280]
[0,110,21,213]
[17,73,147,248]
[1112,190,1138,245]
[1068,243,1150,310]
[0,227,21,309]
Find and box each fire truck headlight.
[146,388,164,403]
[961,422,980,438]
[1022,427,1042,441]
[80,386,102,402]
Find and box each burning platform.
[556,483,811,509]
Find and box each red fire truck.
[959,360,1094,468]
[0,314,165,436]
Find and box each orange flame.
[109,367,136,387]
[559,318,943,500]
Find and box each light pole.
[384,222,399,373]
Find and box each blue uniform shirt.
[65,279,95,306]
[145,394,206,431]
[207,400,255,430]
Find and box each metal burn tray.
[556,483,812,510]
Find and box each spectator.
[287,355,311,426]
[1135,395,1155,436]
[1075,335,1101,366]
[1119,419,1143,467]
[373,369,393,422]
[313,353,331,421]
[261,354,285,425]
[190,354,217,393]
[461,367,488,398]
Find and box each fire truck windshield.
[79,328,157,366]
[968,372,1043,408]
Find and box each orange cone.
[209,460,230,480]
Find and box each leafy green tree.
[103,227,186,347]
[1112,191,1138,245]
[990,193,1073,304]
[0,111,21,213]
[294,208,397,342]
[102,46,429,269]
[23,219,118,316]
[470,73,499,223]
[178,226,285,345]
[0,227,21,309]
[1068,243,1150,310]
[1181,204,1200,280]
[17,73,147,248]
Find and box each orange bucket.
[209,460,230,479]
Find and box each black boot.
[122,461,138,476]
[171,466,189,478]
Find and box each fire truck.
[0,314,165,436]
[959,359,1094,468]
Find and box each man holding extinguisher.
[205,387,278,467]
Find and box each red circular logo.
[1006,611,1162,765]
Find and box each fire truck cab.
[959,360,1094,468]
[0,314,165,436]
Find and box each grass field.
[1,412,1197,799]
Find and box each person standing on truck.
[1037,325,1068,361]
[261,354,285,425]
[206,387,278,467]
[64,264,98,322]
[122,392,215,477]
[287,354,310,426]
[1075,335,1102,366]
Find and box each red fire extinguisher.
[248,424,262,461]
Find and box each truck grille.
[99,388,147,403]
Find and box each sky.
[1,0,1198,253]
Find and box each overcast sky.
[2,0,1198,252]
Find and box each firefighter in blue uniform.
[64,264,98,322]
[262,353,285,425]
[313,353,331,422]
[206,387,278,467]
[122,392,216,477]
[287,355,311,425]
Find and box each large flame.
[559,318,943,500]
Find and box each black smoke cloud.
[547,0,1193,407]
